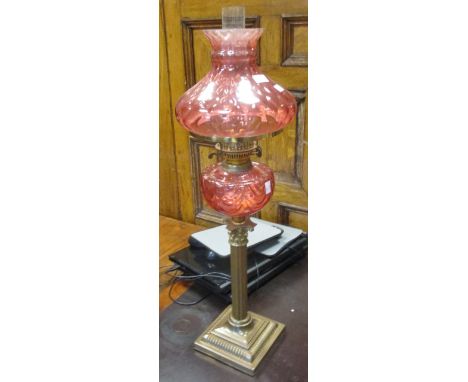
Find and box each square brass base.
[193,306,285,376]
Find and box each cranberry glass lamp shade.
[175,29,297,139]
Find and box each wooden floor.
[159,215,205,311]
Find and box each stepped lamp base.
[194,306,285,376]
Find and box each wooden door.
[160,0,308,231]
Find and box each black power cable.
[165,270,231,306]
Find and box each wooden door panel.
[159,4,180,218]
[262,90,306,186]
[282,15,308,67]
[278,202,309,232]
[161,0,308,229]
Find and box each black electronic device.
[169,233,307,301]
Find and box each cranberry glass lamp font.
[175,6,296,376]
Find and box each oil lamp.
[175,6,297,375]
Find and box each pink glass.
[201,162,275,217]
[175,29,297,139]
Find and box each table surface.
[159,216,308,381]
[159,215,205,311]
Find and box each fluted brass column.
[227,217,252,327]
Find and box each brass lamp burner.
[211,141,262,172]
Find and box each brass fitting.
[214,140,261,172]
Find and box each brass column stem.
[228,221,251,326]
